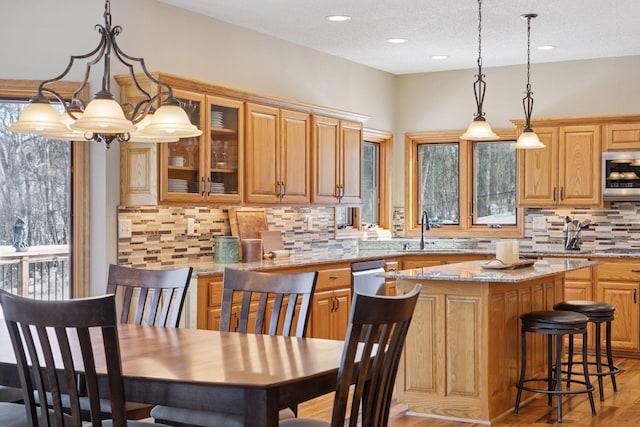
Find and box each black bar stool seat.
[553,300,620,400]
[514,310,596,423]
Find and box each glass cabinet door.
[160,89,206,202]
[206,95,243,202]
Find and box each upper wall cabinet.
[517,122,601,207]
[604,123,640,151]
[245,103,310,204]
[117,72,368,206]
[158,93,243,204]
[312,116,363,205]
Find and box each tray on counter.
[481,259,535,270]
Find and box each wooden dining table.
[0,323,345,427]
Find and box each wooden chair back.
[219,268,318,337]
[331,284,421,427]
[107,264,193,328]
[0,290,127,427]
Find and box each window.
[361,141,380,225]
[405,130,523,238]
[0,80,90,299]
[335,129,392,233]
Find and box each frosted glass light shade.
[128,114,179,143]
[460,118,499,140]
[70,99,136,133]
[8,101,68,135]
[46,111,88,140]
[513,129,545,149]
[142,104,202,138]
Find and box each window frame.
[0,79,90,298]
[404,129,524,238]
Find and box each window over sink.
[405,129,524,238]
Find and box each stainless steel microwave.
[602,151,640,200]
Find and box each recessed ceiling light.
[536,45,556,50]
[431,55,448,60]
[386,38,408,44]
[326,15,351,22]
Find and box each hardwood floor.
[298,357,640,426]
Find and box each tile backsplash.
[118,202,640,268]
[117,205,357,268]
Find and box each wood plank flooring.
[298,357,640,426]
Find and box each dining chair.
[0,289,174,427]
[107,264,194,328]
[151,267,319,427]
[280,283,422,427]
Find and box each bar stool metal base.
[514,310,596,423]
[554,300,620,401]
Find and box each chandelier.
[460,0,498,141]
[8,0,201,147]
[513,13,545,149]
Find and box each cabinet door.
[340,120,363,204]
[332,288,351,340]
[245,103,279,203]
[159,89,206,203]
[310,290,334,339]
[207,95,243,203]
[280,109,311,204]
[597,281,640,351]
[120,142,157,205]
[604,123,640,151]
[559,125,601,206]
[517,127,559,207]
[312,116,340,203]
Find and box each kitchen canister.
[241,238,262,262]
[214,236,239,263]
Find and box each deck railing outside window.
[0,245,70,302]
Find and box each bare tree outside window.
[418,143,459,225]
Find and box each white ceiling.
[157,0,640,75]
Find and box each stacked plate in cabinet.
[211,111,224,128]
[210,182,225,194]
[168,178,188,192]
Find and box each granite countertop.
[188,245,633,277]
[381,259,599,283]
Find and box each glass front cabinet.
[160,91,243,204]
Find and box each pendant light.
[513,14,545,149]
[461,0,498,141]
[8,0,201,147]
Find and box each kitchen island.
[383,258,598,424]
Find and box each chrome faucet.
[420,210,430,250]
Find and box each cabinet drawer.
[316,267,351,290]
[565,266,592,280]
[597,262,640,281]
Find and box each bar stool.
[553,300,620,400]
[514,310,596,423]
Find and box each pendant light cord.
[521,13,538,132]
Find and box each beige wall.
[3,0,640,293]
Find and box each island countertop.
[381,258,599,283]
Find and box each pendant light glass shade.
[128,114,180,143]
[460,0,498,141]
[141,102,202,139]
[8,98,67,135]
[461,118,498,140]
[47,110,87,140]
[70,98,136,133]
[513,129,545,149]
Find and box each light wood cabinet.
[518,125,601,207]
[312,116,363,204]
[384,259,400,296]
[564,265,595,348]
[309,267,352,340]
[245,103,310,204]
[595,260,640,354]
[604,122,640,150]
